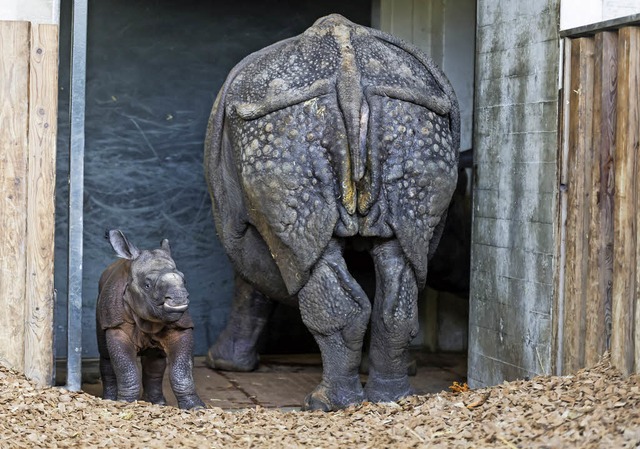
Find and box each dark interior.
[54,0,372,359]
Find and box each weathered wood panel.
[609,27,640,375]
[633,29,640,375]
[611,27,639,376]
[563,37,595,373]
[559,26,640,376]
[0,21,30,372]
[634,28,640,374]
[553,37,572,376]
[585,31,617,367]
[24,23,58,386]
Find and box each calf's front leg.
[105,328,142,402]
[164,328,205,410]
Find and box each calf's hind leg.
[141,350,167,405]
[97,328,118,400]
[366,239,418,403]
[299,240,371,411]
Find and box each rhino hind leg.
[206,274,274,372]
[141,351,167,405]
[299,240,371,411]
[365,239,418,403]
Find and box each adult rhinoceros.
[204,14,460,411]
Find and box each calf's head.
[108,230,190,323]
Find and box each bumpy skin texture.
[96,230,205,410]
[204,14,459,411]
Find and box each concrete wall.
[468,0,560,387]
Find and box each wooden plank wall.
[0,21,30,374]
[559,27,640,376]
[0,20,58,385]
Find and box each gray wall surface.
[468,0,560,387]
[54,0,371,359]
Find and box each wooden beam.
[612,26,640,375]
[563,37,595,373]
[0,21,30,372]
[24,23,58,386]
[585,31,617,367]
[634,27,640,375]
[553,38,572,376]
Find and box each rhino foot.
[359,353,417,376]
[302,378,365,412]
[177,394,206,410]
[142,392,167,406]
[205,342,258,372]
[364,374,414,403]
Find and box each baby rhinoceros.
[96,230,205,410]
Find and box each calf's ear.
[108,230,140,260]
[161,239,171,256]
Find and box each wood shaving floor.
[2,353,638,448]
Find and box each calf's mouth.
[163,303,188,312]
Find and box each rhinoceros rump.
[204,14,459,411]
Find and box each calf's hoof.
[205,342,258,372]
[302,379,365,412]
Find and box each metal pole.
[66,0,88,391]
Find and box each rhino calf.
[96,230,205,410]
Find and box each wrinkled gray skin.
[96,230,205,410]
[204,14,460,411]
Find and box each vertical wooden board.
[389,0,414,43]
[378,0,393,32]
[563,37,594,374]
[585,31,617,367]
[612,27,639,376]
[412,0,431,43]
[628,27,640,374]
[0,21,30,372]
[411,0,432,54]
[553,38,571,376]
[425,0,444,64]
[24,23,59,386]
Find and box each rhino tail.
[334,22,365,216]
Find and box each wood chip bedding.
[0,355,637,448]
